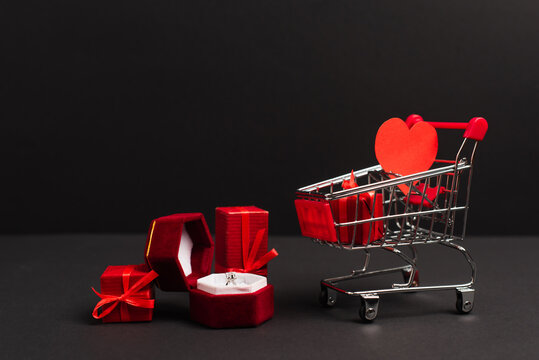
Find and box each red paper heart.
[375,118,438,192]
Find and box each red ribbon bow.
[227,210,278,274]
[92,266,158,321]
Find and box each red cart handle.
[405,114,488,141]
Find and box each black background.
[2,0,538,235]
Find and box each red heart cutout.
[375,118,438,192]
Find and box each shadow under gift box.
[144,213,214,291]
[98,264,155,323]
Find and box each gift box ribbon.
[226,209,278,273]
[92,266,158,321]
[338,171,359,242]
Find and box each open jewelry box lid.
[144,213,214,291]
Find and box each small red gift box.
[190,284,274,328]
[331,192,384,245]
[215,206,277,276]
[92,264,158,323]
[144,213,214,291]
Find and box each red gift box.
[190,284,274,328]
[92,264,158,323]
[144,213,214,291]
[215,206,277,276]
[330,192,384,245]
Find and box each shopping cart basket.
[294,115,488,321]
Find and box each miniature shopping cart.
[294,115,488,321]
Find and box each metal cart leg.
[383,246,418,288]
[438,241,476,314]
[402,266,420,287]
[438,241,477,286]
[401,245,420,287]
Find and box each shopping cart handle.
[405,114,488,141]
[463,117,488,141]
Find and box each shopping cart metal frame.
[295,116,488,321]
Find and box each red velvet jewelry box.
[144,213,214,291]
[215,206,270,276]
[189,284,274,328]
[145,211,275,328]
[93,264,157,323]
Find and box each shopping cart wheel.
[319,286,337,307]
[359,294,379,322]
[402,267,420,287]
[456,287,474,314]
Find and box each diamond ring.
[225,272,237,286]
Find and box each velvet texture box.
[145,213,214,291]
[330,192,384,245]
[189,285,274,328]
[92,264,158,323]
[215,206,273,276]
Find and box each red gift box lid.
[216,206,268,216]
[101,264,151,283]
[144,213,214,291]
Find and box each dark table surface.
[1,234,538,359]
